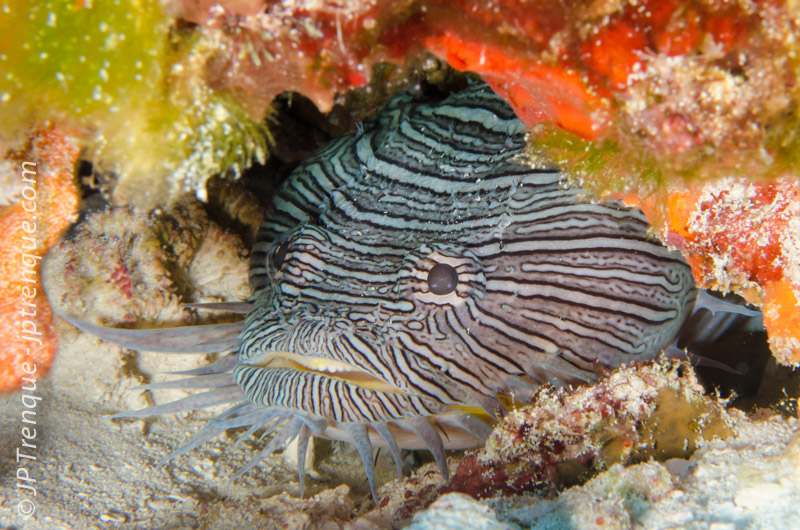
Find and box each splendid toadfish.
[51,81,759,501]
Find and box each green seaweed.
[0,0,168,132]
[0,1,272,208]
[765,104,800,177]
[528,123,667,199]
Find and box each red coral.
[682,179,800,364]
[580,20,648,88]
[627,178,800,365]
[425,32,607,138]
[654,6,703,56]
[688,182,797,285]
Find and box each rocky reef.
[403,409,800,529]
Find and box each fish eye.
[427,263,458,295]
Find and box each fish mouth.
[254,351,407,394]
[252,351,502,419]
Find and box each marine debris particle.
[0,125,79,391]
[433,362,732,501]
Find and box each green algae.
[0,1,271,209]
[528,123,666,197]
[0,0,168,133]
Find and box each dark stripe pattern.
[238,82,697,424]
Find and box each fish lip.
[247,351,407,394]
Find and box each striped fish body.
[54,81,702,499]
[49,81,764,501]
[237,83,697,441]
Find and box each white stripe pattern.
[238,81,697,426]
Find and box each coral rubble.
[403,413,800,530]
[356,363,800,528]
[487,414,800,528]
[405,492,511,530]
[443,361,730,500]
